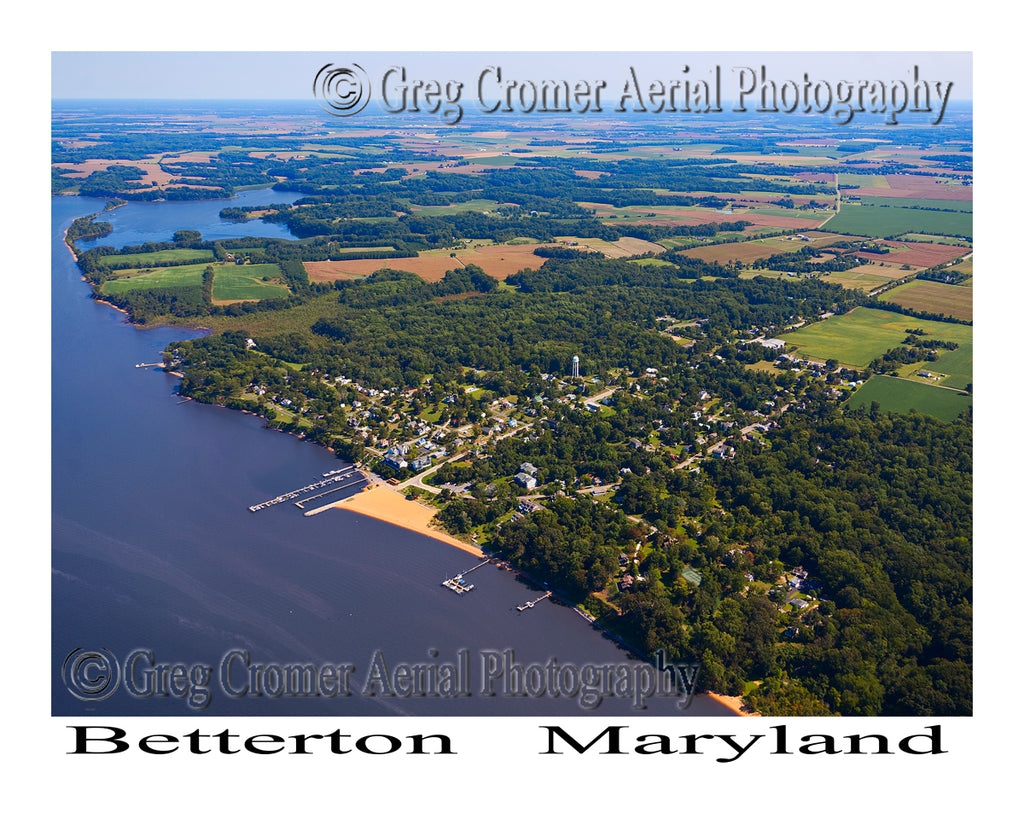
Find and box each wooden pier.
[516,591,552,611]
[441,559,490,594]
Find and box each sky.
[52,51,972,102]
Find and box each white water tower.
[571,355,580,379]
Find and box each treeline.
[868,334,959,373]
[532,246,605,260]
[918,267,970,285]
[751,245,863,274]
[65,214,112,249]
[100,285,209,321]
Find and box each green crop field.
[783,307,973,367]
[899,234,973,246]
[817,265,900,291]
[828,202,973,238]
[846,376,972,422]
[857,196,973,213]
[631,258,676,268]
[102,263,207,293]
[212,264,290,301]
[930,344,973,390]
[404,199,503,216]
[101,261,289,301]
[97,248,215,267]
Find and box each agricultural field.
[881,279,973,322]
[679,232,844,264]
[782,306,973,368]
[631,258,676,268]
[211,264,289,301]
[303,242,555,282]
[858,196,973,213]
[101,261,288,300]
[584,201,824,231]
[96,248,215,267]
[816,264,905,291]
[403,198,504,216]
[855,239,970,268]
[844,174,973,201]
[839,173,891,188]
[945,258,973,278]
[846,376,972,422]
[900,234,972,246]
[552,236,664,257]
[928,344,973,391]
[827,201,973,238]
[101,262,208,293]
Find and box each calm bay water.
[51,193,731,717]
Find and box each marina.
[294,477,366,509]
[249,467,362,512]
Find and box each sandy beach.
[308,484,485,558]
[707,691,760,716]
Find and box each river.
[50,191,732,717]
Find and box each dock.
[442,576,475,594]
[294,477,365,509]
[249,468,361,512]
[441,559,490,594]
[516,591,552,611]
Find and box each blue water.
[75,188,303,251]
[51,192,731,717]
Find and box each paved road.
[583,386,619,409]
[394,421,535,494]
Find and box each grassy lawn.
[783,307,973,368]
[846,375,972,421]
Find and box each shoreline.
[312,485,751,717]
[707,691,760,716]
[308,484,486,559]
[58,203,748,716]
